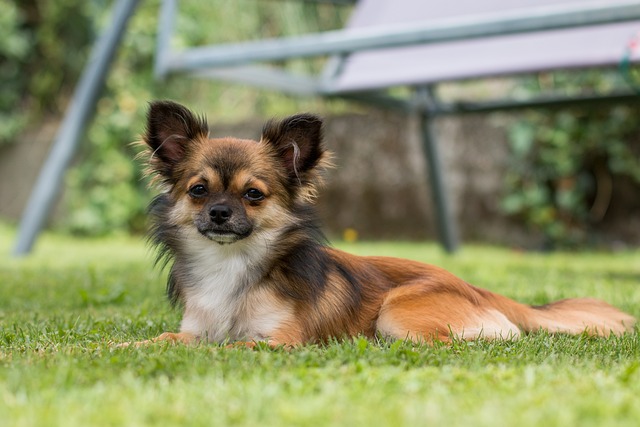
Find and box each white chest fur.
[176,228,288,342]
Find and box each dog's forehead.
[198,137,257,168]
[188,137,275,188]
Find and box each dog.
[129,100,635,347]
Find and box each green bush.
[502,71,640,247]
[0,0,98,143]
[3,0,351,235]
[0,1,31,145]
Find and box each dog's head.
[141,100,328,245]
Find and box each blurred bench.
[15,0,640,254]
[159,0,640,251]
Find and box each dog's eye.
[244,188,265,202]
[188,184,208,198]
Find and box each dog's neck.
[172,226,280,341]
[178,226,273,287]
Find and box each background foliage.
[2,0,351,235]
[2,0,639,245]
[502,70,640,248]
[0,0,95,145]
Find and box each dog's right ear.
[261,113,324,182]
[143,100,208,178]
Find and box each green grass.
[1,223,640,427]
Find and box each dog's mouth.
[199,228,252,245]
[203,231,242,245]
[193,214,253,245]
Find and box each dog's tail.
[490,293,636,337]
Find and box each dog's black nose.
[209,205,232,225]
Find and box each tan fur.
[122,101,636,348]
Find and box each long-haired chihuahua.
[125,100,634,347]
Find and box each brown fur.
[123,100,635,347]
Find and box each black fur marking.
[333,262,364,311]
[333,256,388,336]
[281,202,328,243]
[269,203,326,300]
[147,193,182,305]
[166,267,180,307]
[275,240,330,301]
[334,262,358,289]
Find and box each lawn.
[1,223,639,427]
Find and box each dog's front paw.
[114,332,197,348]
[225,340,295,350]
[153,331,197,345]
[113,340,147,349]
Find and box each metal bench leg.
[12,0,140,256]
[419,111,459,253]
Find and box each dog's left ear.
[143,100,208,179]
[261,114,324,182]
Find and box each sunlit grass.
[1,224,639,427]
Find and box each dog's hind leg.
[376,283,520,343]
